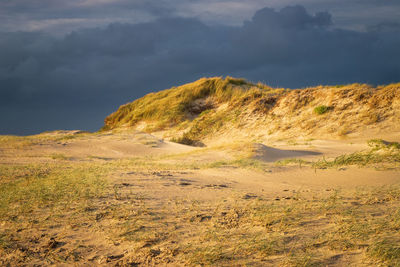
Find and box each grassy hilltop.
[103,77,400,145]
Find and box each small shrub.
[314,105,331,115]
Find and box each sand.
[1,130,399,266]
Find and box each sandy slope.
[1,131,400,266]
[3,131,398,193]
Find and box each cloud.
[2,0,400,34]
[0,0,172,34]
[248,6,332,29]
[0,5,399,134]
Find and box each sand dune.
[1,76,400,265]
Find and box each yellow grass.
[102,77,400,144]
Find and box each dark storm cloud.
[0,0,174,33]
[3,0,400,33]
[1,5,400,134]
[0,0,172,17]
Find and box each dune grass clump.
[275,158,308,167]
[367,239,400,266]
[312,151,400,169]
[368,139,400,150]
[313,105,331,115]
[312,139,400,169]
[170,134,199,146]
[274,139,400,170]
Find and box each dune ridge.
[103,77,400,145]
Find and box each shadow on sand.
[252,143,322,162]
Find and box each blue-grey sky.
[1,1,400,135]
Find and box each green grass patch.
[275,140,400,169]
[368,139,400,150]
[367,238,400,266]
[314,105,331,115]
[275,158,309,167]
[0,163,108,218]
[312,144,400,169]
[273,139,400,170]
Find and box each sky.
[1,0,400,135]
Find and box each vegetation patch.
[367,238,400,266]
[103,76,286,132]
[313,139,400,169]
[178,187,400,266]
[170,134,201,147]
[368,139,400,150]
[273,140,400,170]
[0,132,89,149]
[275,158,308,167]
[101,77,400,142]
[0,163,107,218]
[313,105,331,115]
